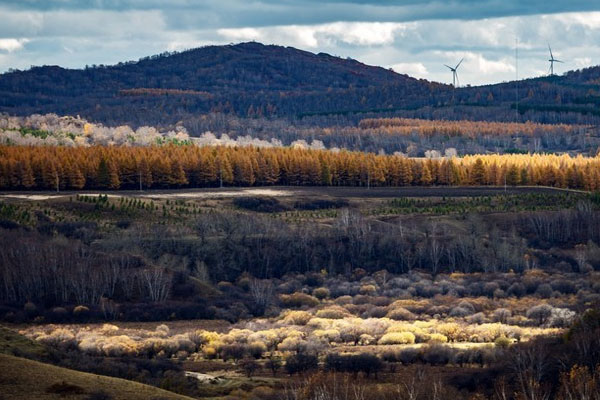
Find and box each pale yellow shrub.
[360,318,391,338]
[315,305,350,319]
[378,331,415,345]
[494,336,512,348]
[359,334,375,345]
[78,334,101,355]
[471,323,505,342]
[100,324,119,334]
[193,330,220,346]
[278,336,307,353]
[221,328,252,344]
[313,329,341,343]
[282,310,312,325]
[428,333,448,343]
[155,324,170,337]
[306,317,333,330]
[36,328,75,347]
[359,284,377,296]
[203,345,217,359]
[247,341,267,358]
[280,292,320,308]
[386,323,414,334]
[140,337,166,355]
[248,330,280,350]
[436,322,462,342]
[386,323,430,342]
[386,307,416,321]
[99,335,139,357]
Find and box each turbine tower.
[548,44,563,76]
[445,58,464,87]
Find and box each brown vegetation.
[1,145,600,190]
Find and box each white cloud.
[476,54,516,75]
[0,7,598,85]
[166,40,211,52]
[574,57,592,68]
[218,22,407,48]
[551,11,600,29]
[217,27,263,43]
[0,38,29,52]
[436,51,514,73]
[389,62,428,77]
[315,22,405,46]
[212,12,598,85]
[218,25,319,48]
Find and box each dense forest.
[2,42,600,131]
[1,145,599,191]
[5,113,599,156]
[0,42,438,127]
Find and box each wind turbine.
[445,58,464,87]
[548,44,563,76]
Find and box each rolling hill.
[0,353,195,400]
[0,42,440,126]
[1,41,599,129]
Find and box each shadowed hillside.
[0,353,195,400]
[0,42,440,126]
[1,41,600,134]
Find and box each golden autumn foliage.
[1,145,599,190]
[358,117,584,138]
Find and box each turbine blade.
[548,43,553,58]
[455,58,464,69]
[444,64,453,70]
[554,59,564,63]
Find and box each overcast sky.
[1,1,599,85]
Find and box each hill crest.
[1,41,599,127]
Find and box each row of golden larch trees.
[0,145,599,190]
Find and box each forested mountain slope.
[1,42,600,129]
[0,42,439,126]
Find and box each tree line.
[1,145,600,190]
[358,117,584,138]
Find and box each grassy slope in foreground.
[0,353,194,400]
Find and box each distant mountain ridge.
[1,41,599,129]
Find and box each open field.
[0,184,587,201]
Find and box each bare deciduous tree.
[249,278,273,316]
[141,267,171,302]
[511,345,551,400]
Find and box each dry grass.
[0,326,47,358]
[0,353,194,400]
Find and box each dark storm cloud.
[2,1,600,28]
[1,0,599,85]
